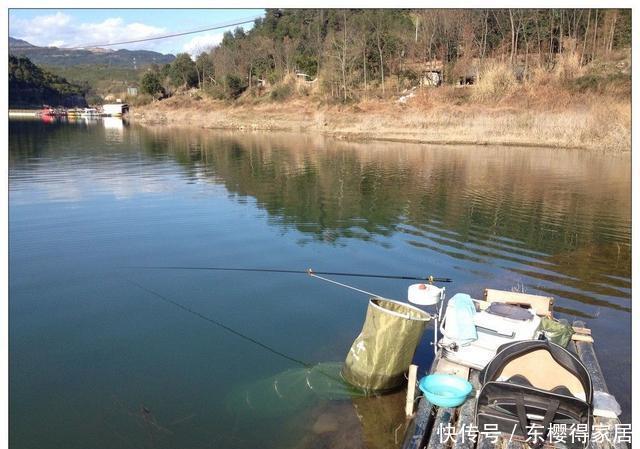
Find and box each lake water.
[9,118,631,448]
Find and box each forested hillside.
[142,9,631,102]
[9,37,175,99]
[9,55,87,108]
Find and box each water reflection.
[132,127,630,317]
[129,127,631,421]
[103,116,125,142]
[9,121,631,446]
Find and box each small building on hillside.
[404,59,444,87]
[127,86,139,96]
[103,103,129,117]
[421,71,442,87]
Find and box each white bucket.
[408,283,444,306]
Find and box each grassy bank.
[132,56,631,152]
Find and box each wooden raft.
[401,320,627,449]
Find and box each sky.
[9,9,265,55]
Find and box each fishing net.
[342,297,431,392]
[227,362,367,417]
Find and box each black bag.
[476,339,593,449]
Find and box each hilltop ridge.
[8,36,175,68]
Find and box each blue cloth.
[445,293,478,344]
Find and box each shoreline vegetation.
[128,9,630,152]
[132,49,630,151]
[10,9,631,152]
[131,81,630,151]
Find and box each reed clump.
[472,63,518,101]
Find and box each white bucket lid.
[408,283,444,306]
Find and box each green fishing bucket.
[342,297,431,392]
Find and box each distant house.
[422,71,442,87]
[294,71,316,86]
[127,87,138,96]
[103,103,129,116]
[404,60,444,87]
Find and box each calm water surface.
[9,119,631,448]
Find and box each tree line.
[9,55,87,108]
[140,9,631,101]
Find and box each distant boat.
[37,106,66,118]
[80,108,99,117]
[38,106,56,116]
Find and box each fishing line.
[307,272,393,300]
[125,278,370,394]
[126,279,313,368]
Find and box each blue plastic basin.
[418,374,473,408]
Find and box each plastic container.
[418,374,473,407]
[408,283,444,306]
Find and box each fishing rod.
[126,266,453,283]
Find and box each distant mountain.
[9,37,35,49]
[9,36,175,68]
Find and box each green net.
[226,362,367,417]
[342,297,431,392]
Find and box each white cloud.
[182,32,224,56]
[10,12,167,51]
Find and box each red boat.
[39,106,56,117]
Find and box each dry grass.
[133,53,630,153]
[472,63,518,101]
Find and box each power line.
[63,16,260,50]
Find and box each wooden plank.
[572,334,595,343]
[404,357,471,449]
[572,326,592,335]
[452,371,480,449]
[406,365,419,417]
[572,322,627,449]
[401,396,434,449]
[476,433,503,449]
[435,358,470,380]
[401,358,439,449]
[426,407,456,449]
[572,322,607,392]
[502,437,526,449]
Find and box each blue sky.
[9,9,265,55]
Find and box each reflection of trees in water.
[9,118,130,162]
[12,120,628,310]
[137,127,630,313]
